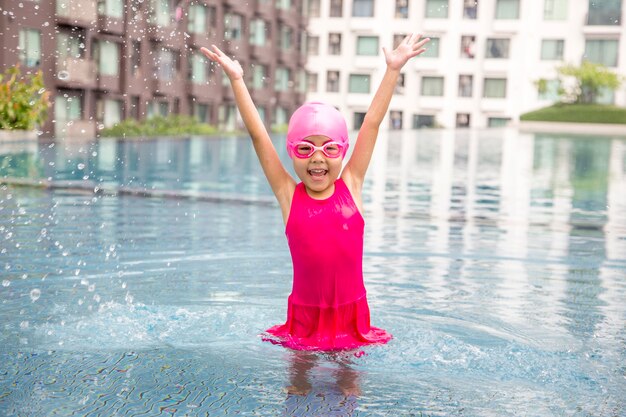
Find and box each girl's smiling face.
[292,135,344,199]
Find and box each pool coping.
[518,121,626,135]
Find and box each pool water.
[1,130,625,416]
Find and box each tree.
[555,61,623,104]
[0,64,49,131]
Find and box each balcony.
[586,10,622,26]
[56,58,97,88]
[277,48,299,67]
[97,74,121,93]
[97,15,124,35]
[224,0,250,15]
[250,44,273,64]
[186,80,221,99]
[152,77,184,96]
[54,120,97,139]
[56,0,97,26]
[277,7,299,24]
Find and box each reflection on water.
[1,129,625,416]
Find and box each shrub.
[100,115,218,138]
[0,64,49,130]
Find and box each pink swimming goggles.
[290,141,344,159]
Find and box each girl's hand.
[200,44,243,81]
[382,33,430,71]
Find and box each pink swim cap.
[286,102,349,158]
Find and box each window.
[356,36,379,56]
[308,0,321,17]
[307,35,319,55]
[18,29,41,67]
[541,39,564,60]
[483,78,507,98]
[307,72,318,92]
[219,104,237,130]
[587,0,621,25]
[55,93,82,122]
[150,0,171,26]
[413,114,435,128]
[193,103,209,123]
[353,112,366,130]
[421,37,440,58]
[464,0,478,19]
[486,38,510,58]
[390,110,403,130]
[395,74,405,94]
[297,69,307,93]
[225,13,243,40]
[538,79,560,101]
[156,48,177,80]
[99,99,122,127]
[57,32,83,59]
[393,34,407,48]
[488,117,510,127]
[130,41,141,75]
[252,64,268,89]
[456,113,470,128]
[159,102,169,117]
[98,0,124,18]
[353,0,374,17]
[395,0,408,18]
[544,0,567,20]
[585,39,619,66]
[349,74,371,93]
[189,52,207,84]
[458,74,473,97]
[275,67,290,91]
[461,36,476,58]
[130,96,140,119]
[426,0,448,18]
[250,19,267,46]
[274,106,288,128]
[276,0,291,10]
[94,40,120,76]
[280,25,292,50]
[495,0,519,19]
[329,33,342,55]
[327,70,340,92]
[330,0,343,17]
[421,76,444,96]
[596,87,615,105]
[256,106,266,125]
[188,4,207,34]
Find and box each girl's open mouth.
[308,169,328,178]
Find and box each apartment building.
[304,0,626,129]
[0,0,307,138]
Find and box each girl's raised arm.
[342,34,429,193]
[201,45,296,217]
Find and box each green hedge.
[520,104,626,124]
[100,115,218,138]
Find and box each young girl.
[201,33,429,352]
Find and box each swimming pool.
[1,129,625,416]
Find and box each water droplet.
[58,70,70,81]
[2,280,10,287]
[77,163,85,170]
[30,288,41,302]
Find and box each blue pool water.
[1,130,625,416]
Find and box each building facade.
[0,0,308,138]
[304,0,626,129]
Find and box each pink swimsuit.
[264,178,392,351]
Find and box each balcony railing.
[56,0,97,25]
[586,10,622,25]
[56,58,97,87]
